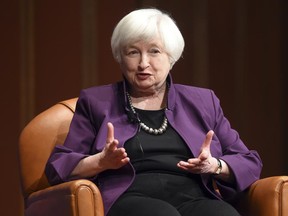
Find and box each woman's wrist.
[71,153,105,178]
[213,159,235,183]
[214,158,222,175]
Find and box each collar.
[166,73,176,111]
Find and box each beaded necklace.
[126,92,168,135]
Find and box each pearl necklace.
[126,92,168,135]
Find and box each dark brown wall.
[1,0,287,215]
[0,0,22,215]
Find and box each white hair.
[111,8,185,66]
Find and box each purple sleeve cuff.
[45,145,89,185]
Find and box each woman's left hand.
[177,130,219,174]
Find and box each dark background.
[1,0,287,215]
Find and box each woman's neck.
[128,83,167,110]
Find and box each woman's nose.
[138,54,149,70]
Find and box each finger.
[106,139,119,152]
[198,150,209,161]
[177,161,201,173]
[198,131,213,161]
[187,158,201,164]
[178,160,199,167]
[106,122,114,143]
[121,157,130,164]
[178,161,189,166]
[113,147,127,157]
[201,130,214,151]
[177,162,189,170]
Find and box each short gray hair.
[111,8,185,66]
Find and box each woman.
[45,8,262,216]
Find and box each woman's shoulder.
[80,82,122,99]
[82,82,118,93]
[173,84,221,125]
[174,83,214,98]
[75,82,124,115]
[172,83,220,111]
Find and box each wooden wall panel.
[81,0,98,88]
[0,1,23,216]
[97,0,137,85]
[33,1,83,113]
[282,0,288,173]
[243,0,284,176]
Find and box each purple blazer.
[46,75,262,215]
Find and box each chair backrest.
[18,98,78,198]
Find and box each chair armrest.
[25,179,104,216]
[236,176,288,216]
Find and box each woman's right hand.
[71,122,129,178]
[98,122,130,170]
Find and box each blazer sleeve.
[45,90,98,185]
[208,90,262,199]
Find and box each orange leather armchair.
[18,98,288,216]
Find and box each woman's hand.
[98,122,130,170]
[71,122,130,178]
[177,130,234,182]
[177,130,218,174]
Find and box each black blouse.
[124,108,194,176]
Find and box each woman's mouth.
[136,73,151,80]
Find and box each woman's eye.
[127,50,139,55]
[150,49,161,54]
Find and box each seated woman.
[45,8,262,216]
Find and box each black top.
[124,108,195,176]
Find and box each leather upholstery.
[246,176,288,216]
[19,98,104,216]
[18,98,288,216]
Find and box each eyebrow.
[125,43,163,50]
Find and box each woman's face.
[120,38,171,95]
